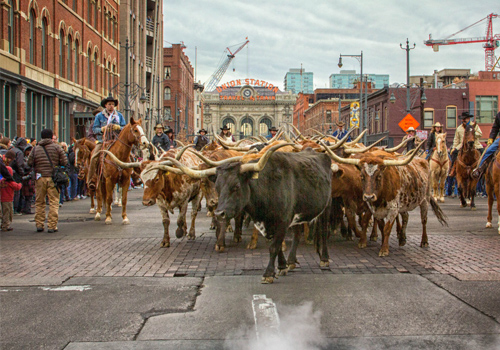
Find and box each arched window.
[87,49,92,88]
[67,35,73,80]
[74,40,79,83]
[93,52,98,91]
[29,10,36,65]
[222,118,236,134]
[164,87,171,100]
[240,117,253,137]
[7,0,15,54]
[59,29,65,77]
[41,18,48,70]
[259,117,272,135]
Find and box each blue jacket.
[332,129,351,142]
[92,110,126,142]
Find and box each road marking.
[252,294,280,340]
[39,285,92,292]
[0,289,22,292]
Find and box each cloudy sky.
[163,1,499,90]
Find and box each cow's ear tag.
[251,172,259,179]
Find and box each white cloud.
[163,0,499,89]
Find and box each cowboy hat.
[406,126,416,132]
[165,128,174,134]
[460,111,473,119]
[198,129,207,134]
[220,125,231,131]
[100,95,119,108]
[268,126,278,132]
[433,122,443,127]
[336,121,346,127]
[154,124,164,131]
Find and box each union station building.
[202,79,296,139]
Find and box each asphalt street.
[1,188,499,350]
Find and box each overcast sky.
[163,1,499,90]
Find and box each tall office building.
[329,70,389,89]
[118,0,163,138]
[284,68,313,94]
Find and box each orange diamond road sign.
[398,113,420,132]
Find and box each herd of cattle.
[72,118,499,284]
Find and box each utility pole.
[124,38,131,120]
[400,38,416,112]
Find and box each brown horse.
[94,117,149,224]
[72,137,97,213]
[455,123,481,210]
[485,147,500,233]
[429,133,449,202]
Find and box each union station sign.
[216,79,280,94]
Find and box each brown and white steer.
[322,141,447,256]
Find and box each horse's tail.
[430,197,448,226]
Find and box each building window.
[73,0,77,11]
[259,117,272,135]
[67,35,73,81]
[2,84,15,138]
[87,49,92,88]
[164,66,171,79]
[384,106,388,131]
[29,10,36,65]
[7,0,15,54]
[112,16,116,44]
[74,40,79,84]
[41,18,48,70]
[59,100,70,143]
[107,14,111,40]
[163,107,171,120]
[93,1,98,29]
[446,106,457,128]
[26,90,53,139]
[164,87,171,100]
[240,117,253,137]
[59,30,65,78]
[476,96,498,124]
[424,109,434,129]
[93,52,98,91]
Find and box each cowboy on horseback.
[472,110,500,179]
[88,96,126,190]
[449,112,483,177]
[426,122,443,160]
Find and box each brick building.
[163,44,195,137]
[0,0,119,143]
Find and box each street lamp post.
[400,38,416,112]
[338,51,366,144]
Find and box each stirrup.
[471,168,481,179]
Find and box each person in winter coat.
[473,110,500,179]
[152,124,170,152]
[0,137,10,156]
[27,129,68,233]
[1,151,22,231]
[219,125,235,142]
[425,122,443,160]
[20,144,34,214]
[67,144,78,201]
[402,127,422,153]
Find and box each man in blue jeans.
[472,111,499,179]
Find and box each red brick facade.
[0,0,119,142]
[163,44,195,136]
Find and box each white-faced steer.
[170,143,333,283]
[322,141,447,256]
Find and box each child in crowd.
[1,150,22,231]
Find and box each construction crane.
[204,38,249,91]
[424,13,500,71]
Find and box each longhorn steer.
[214,145,333,283]
[322,141,447,256]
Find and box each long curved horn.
[344,136,387,154]
[175,144,194,160]
[312,129,326,138]
[287,123,305,140]
[382,140,425,166]
[162,157,217,178]
[215,135,252,151]
[344,129,368,146]
[175,139,186,148]
[328,127,357,150]
[239,143,293,173]
[284,132,303,151]
[267,129,284,143]
[143,163,185,176]
[319,140,360,166]
[101,150,141,168]
[188,148,243,167]
[258,136,268,142]
[383,138,409,153]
